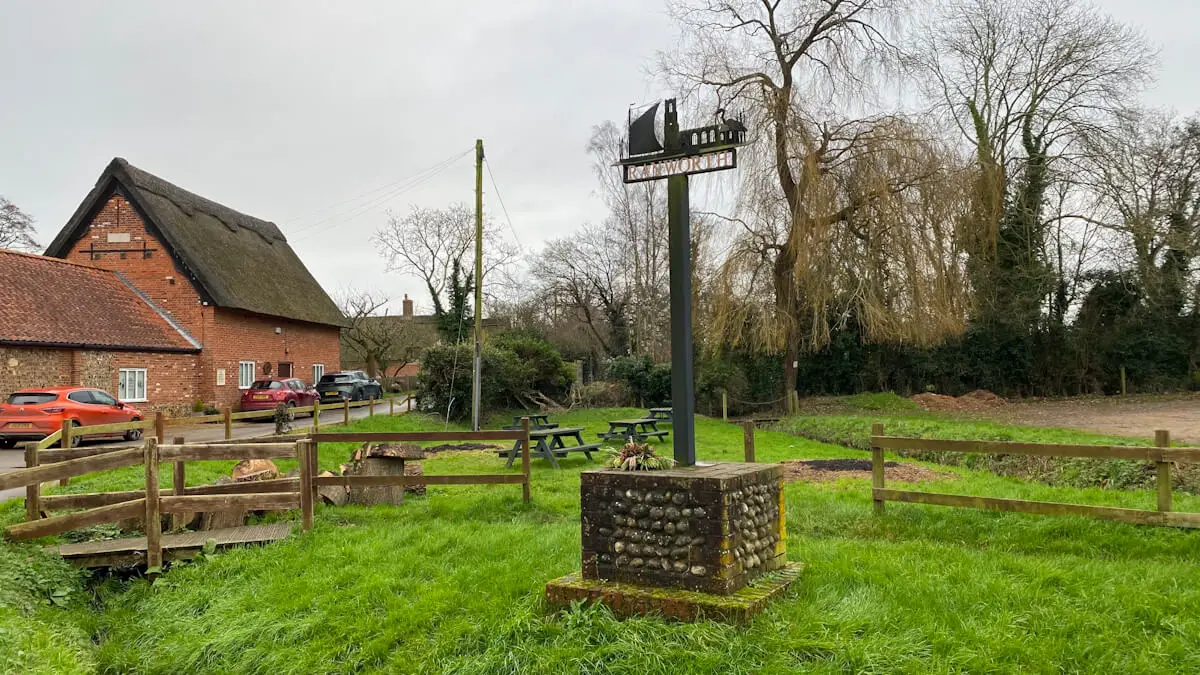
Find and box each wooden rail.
[870,424,1200,529]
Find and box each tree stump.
[317,470,349,506]
[346,443,424,506]
[199,476,247,531]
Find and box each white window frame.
[118,368,148,403]
[238,361,256,389]
[313,364,325,383]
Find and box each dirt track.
[984,394,1200,443]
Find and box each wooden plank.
[311,430,523,443]
[51,523,293,559]
[0,447,143,491]
[312,474,525,487]
[165,413,223,427]
[184,478,300,496]
[871,436,1165,462]
[24,443,39,521]
[145,439,162,570]
[874,489,1200,529]
[1157,430,1172,513]
[35,429,61,450]
[158,443,297,462]
[5,499,146,541]
[160,492,300,514]
[38,478,303,510]
[39,446,137,463]
[71,419,152,435]
[42,490,147,510]
[229,409,278,421]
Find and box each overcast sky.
[2,0,1198,315]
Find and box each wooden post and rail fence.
[869,423,1200,529]
[0,411,533,569]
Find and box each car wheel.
[0,439,15,450]
[285,401,296,421]
[351,389,362,402]
[124,419,143,442]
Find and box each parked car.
[0,387,144,449]
[239,378,318,417]
[316,371,382,403]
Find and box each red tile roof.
[0,249,199,352]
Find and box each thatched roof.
[46,158,347,327]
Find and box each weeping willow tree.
[664,0,973,398]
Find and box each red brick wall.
[107,352,200,415]
[199,308,341,409]
[61,193,205,338]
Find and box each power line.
[285,148,473,241]
[483,158,523,252]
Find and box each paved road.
[0,404,389,502]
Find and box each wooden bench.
[599,419,669,443]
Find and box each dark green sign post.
[620,99,747,466]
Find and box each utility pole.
[472,139,484,432]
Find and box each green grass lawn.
[2,408,1200,673]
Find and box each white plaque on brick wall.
[107,232,131,243]
[216,369,226,386]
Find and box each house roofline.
[0,339,200,354]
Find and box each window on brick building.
[238,361,255,389]
[118,368,147,402]
[313,364,325,384]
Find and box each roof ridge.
[0,248,114,271]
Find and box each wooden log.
[161,492,300,514]
[521,417,531,503]
[1156,430,1172,513]
[171,436,187,530]
[158,443,297,462]
[223,407,233,440]
[314,474,525,487]
[4,498,146,541]
[874,488,1200,529]
[311,430,523,443]
[24,443,39,522]
[345,453,408,505]
[299,440,313,531]
[144,438,162,570]
[743,421,755,463]
[0,447,143,491]
[871,422,885,515]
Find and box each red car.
[0,386,144,448]
[239,378,318,417]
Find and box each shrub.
[606,356,670,405]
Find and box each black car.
[316,371,383,402]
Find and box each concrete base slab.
[546,561,803,623]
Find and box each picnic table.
[502,414,556,431]
[647,408,673,422]
[599,418,669,443]
[502,426,601,469]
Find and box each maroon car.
[239,378,318,417]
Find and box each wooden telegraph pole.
[472,139,484,432]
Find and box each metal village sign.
[617,99,748,466]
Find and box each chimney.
[402,294,413,318]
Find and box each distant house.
[340,295,438,380]
[18,157,346,412]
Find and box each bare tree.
[0,197,40,252]
[661,0,969,400]
[338,289,425,379]
[372,203,518,317]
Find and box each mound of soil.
[912,390,1006,412]
[423,442,502,454]
[780,459,950,483]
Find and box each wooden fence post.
[154,411,166,444]
[144,437,162,573]
[343,398,350,426]
[871,422,885,514]
[312,398,321,433]
[521,417,532,504]
[743,421,755,463]
[223,407,232,440]
[369,398,375,417]
[170,437,186,530]
[1121,366,1127,396]
[390,398,394,416]
[24,443,40,522]
[407,395,413,412]
[1156,429,1172,513]
[722,391,728,422]
[298,439,314,531]
[58,419,72,486]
